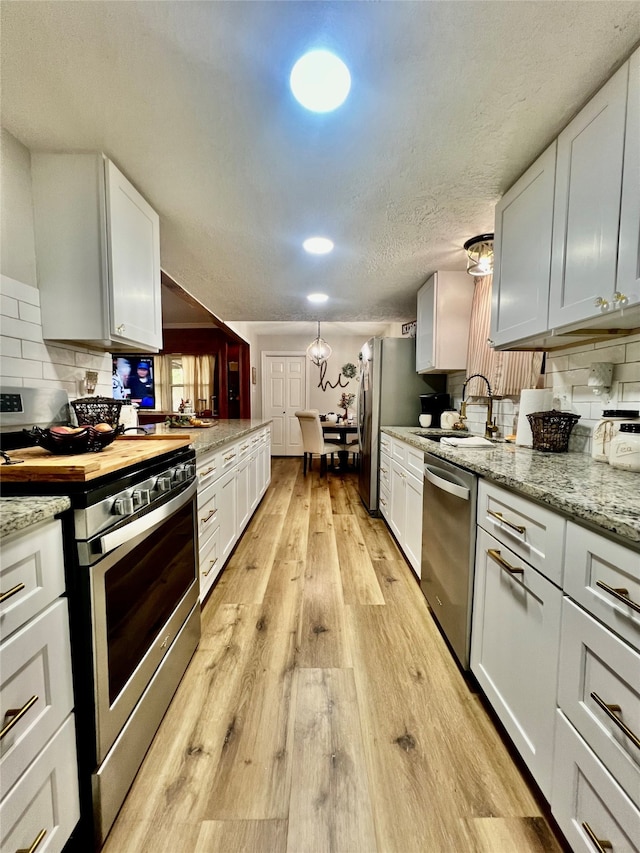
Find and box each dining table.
[322,421,358,472]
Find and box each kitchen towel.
[516,389,553,446]
[440,436,495,447]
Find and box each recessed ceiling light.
[303,237,334,255]
[307,293,329,304]
[290,50,351,113]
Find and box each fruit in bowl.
[50,425,88,436]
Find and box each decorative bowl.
[25,424,124,454]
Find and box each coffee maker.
[420,393,451,429]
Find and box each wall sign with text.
[402,321,416,337]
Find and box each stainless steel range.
[1,388,201,849]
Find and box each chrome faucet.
[460,373,499,440]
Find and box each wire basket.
[526,409,581,453]
[71,396,122,428]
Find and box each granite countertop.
[145,418,272,455]
[0,496,71,540]
[383,427,640,546]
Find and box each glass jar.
[609,423,640,472]
[591,409,640,463]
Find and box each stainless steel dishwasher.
[421,451,478,670]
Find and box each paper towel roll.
[516,389,553,446]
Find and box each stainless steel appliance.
[0,388,201,848]
[419,392,451,429]
[357,337,444,514]
[420,451,477,669]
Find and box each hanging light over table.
[306,321,332,366]
[464,233,494,276]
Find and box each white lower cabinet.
[383,436,424,577]
[0,519,79,852]
[471,527,562,798]
[551,710,640,853]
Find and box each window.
[170,357,184,411]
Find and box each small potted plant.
[338,391,355,422]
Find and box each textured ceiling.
[2,1,640,325]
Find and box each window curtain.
[465,275,543,397]
[154,355,172,412]
[182,354,215,410]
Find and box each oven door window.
[104,500,196,704]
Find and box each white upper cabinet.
[491,143,556,348]
[31,153,162,352]
[617,48,640,301]
[548,61,629,328]
[416,271,474,373]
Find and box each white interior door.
[263,355,307,455]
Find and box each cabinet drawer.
[379,482,390,521]
[379,452,391,490]
[391,437,407,466]
[558,597,640,801]
[471,528,562,798]
[0,600,74,799]
[1,714,79,853]
[199,526,221,602]
[406,445,424,480]
[0,520,65,639]
[237,436,252,458]
[564,522,640,650]
[552,711,639,853]
[477,480,565,586]
[379,432,391,456]
[220,442,239,472]
[197,483,220,550]
[197,451,220,491]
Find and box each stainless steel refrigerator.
[357,337,445,514]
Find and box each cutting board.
[0,436,193,483]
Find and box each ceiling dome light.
[464,233,494,276]
[307,293,329,304]
[303,237,334,255]
[290,50,351,113]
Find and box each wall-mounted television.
[112,355,156,409]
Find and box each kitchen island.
[383,426,640,545]
[145,418,271,455]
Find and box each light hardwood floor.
[103,458,567,853]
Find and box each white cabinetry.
[416,272,474,373]
[384,436,424,577]
[492,46,640,350]
[31,153,162,352]
[491,143,556,347]
[471,514,563,798]
[0,519,79,852]
[551,523,640,851]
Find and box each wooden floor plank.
[105,459,565,853]
[286,668,377,853]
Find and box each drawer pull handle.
[1,694,38,740]
[595,581,640,614]
[487,548,524,576]
[199,466,216,477]
[380,497,387,507]
[582,822,612,852]
[590,691,640,751]
[487,510,526,535]
[16,828,47,853]
[380,466,388,475]
[201,508,218,524]
[224,453,236,462]
[203,557,219,578]
[0,582,26,604]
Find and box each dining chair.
[294,409,348,476]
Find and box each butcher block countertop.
[0,435,193,483]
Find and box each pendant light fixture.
[306,321,332,366]
[464,233,494,276]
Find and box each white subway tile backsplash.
[74,351,112,370]
[0,336,22,358]
[21,340,78,365]
[0,275,40,305]
[621,381,640,403]
[0,315,44,343]
[1,376,22,387]
[18,301,41,324]
[626,339,640,362]
[0,355,43,379]
[0,295,19,319]
[614,362,640,383]
[568,344,626,368]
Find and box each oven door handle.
[424,465,470,501]
[98,480,197,555]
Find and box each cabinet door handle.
[380,497,387,507]
[595,581,640,614]
[16,828,47,853]
[201,509,218,525]
[202,557,219,578]
[487,548,524,576]
[224,452,236,462]
[590,691,640,751]
[487,509,526,535]
[199,466,216,478]
[0,582,25,604]
[116,323,126,335]
[581,822,612,851]
[1,694,38,740]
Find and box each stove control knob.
[113,497,134,516]
[175,465,190,482]
[157,475,173,492]
[133,488,151,507]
